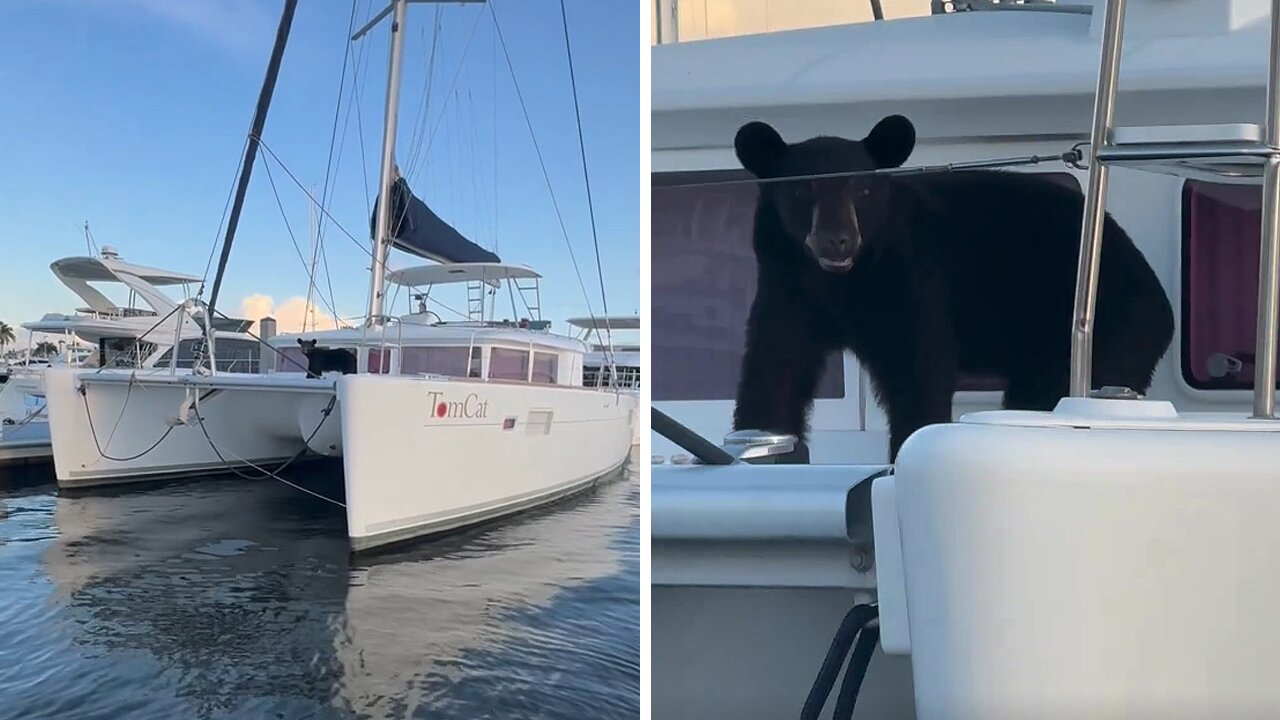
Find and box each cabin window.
[1180,180,1278,389]
[399,346,470,377]
[532,351,558,384]
[489,348,530,381]
[213,339,261,373]
[99,337,157,369]
[650,169,1082,400]
[155,338,260,373]
[368,347,391,374]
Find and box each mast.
[206,0,299,331]
[364,0,409,326]
[355,0,486,326]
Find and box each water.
[0,458,640,719]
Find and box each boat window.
[651,168,1080,401]
[99,337,158,369]
[489,347,530,381]
[532,351,558,384]
[214,339,261,373]
[469,346,482,378]
[400,346,470,377]
[1181,180,1276,389]
[368,347,392,374]
[154,338,260,373]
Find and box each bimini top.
[387,262,541,288]
[566,315,640,331]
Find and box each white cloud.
[239,294,342,335]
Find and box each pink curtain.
[489,348,529,381]
[399,347,468,377]
[367,348,390,374]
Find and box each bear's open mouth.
[817,257,853,272]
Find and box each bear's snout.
[805,231,859,272]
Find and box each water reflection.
[0,454,638,719]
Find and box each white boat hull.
[337,373,636,551]
[42,368,636,551]
[43,368,334,487]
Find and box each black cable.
[800,604,878,720]
[81,385,174,462]
[833,622,881,720]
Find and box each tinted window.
[1181,180,1277,389]
[489,348,529,381]
[532,351,558,384]
[650,168,1082,399]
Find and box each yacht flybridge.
[21,246,258,372]
[42,0,635,553]
[652,0,1280,718]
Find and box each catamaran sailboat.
[567,315,640,444]
[42,0,635,552]
[652,0,1280,717]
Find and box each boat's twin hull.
[42,368,636,551]
[43,368,328,487]
[337,374,636,550]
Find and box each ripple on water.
[0,462,639,719]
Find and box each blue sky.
[0,0,639,338]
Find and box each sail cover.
[371,177,500,264]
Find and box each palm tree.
[33,341,60,358]
[0,321,13,354]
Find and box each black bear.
[297,339,357,379]
[731,115,1175,462]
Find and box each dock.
[0,422,52,467]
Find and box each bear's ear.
[863,115,915,169]
[734,121,787,179]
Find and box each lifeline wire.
[659,145,1089,190]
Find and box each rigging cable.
[406,5,487,185]
[558,0,615,366]
[662,145,1089,189]
[205,0,299,326]
[306,0,363,332]
[260,157,348,326]
[489,1,601,333]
